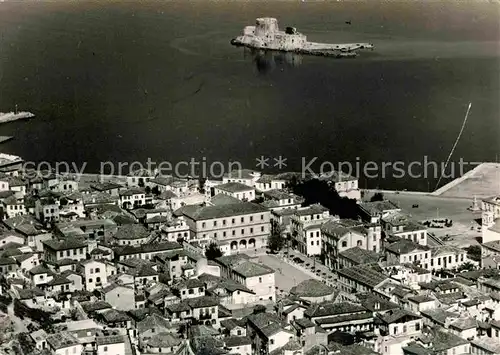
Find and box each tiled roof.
[386,239,429,255]
[321,219,364,237]
[80,300,112,313]
[101,309,132,323]
[290,279,335,298]
[378,309,420,324]
[43,238,87,251]
[146,333,182,348]
[359,200,400,216]
[90,182,123,191]
[47,275,72,286]
[119,187,145,197]
[137,314,172,333]
[113,224,150,240]
[181,202,268,221]
[224,169,259,180]
[187,296,219,309]
[113,241,182,256]
[247,312,286,338]
[340,247,379,265]
[450,317,477,330]
[232,261,274,278]
[209,193,243,206]
[225,336,251,347]
[96,335,124,346]
[294,204,328,216]
[47,332,79,350]
[336,264,387,288]
[304,301,366,318]
[215,182,254,193]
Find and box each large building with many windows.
[176,202,271,255]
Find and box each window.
[59,251,64,257]
[214,233,217,239]
[342,241,347,248]
[202,222,206,228]
[189,289,194,294]
[270,339,274,345]
[250,216,253,222]
[232,230,236,236]
[250,228,253,233]
[261,226,264,232]
[88,278,93,283]
[241,217,244,223]
[237,330,241,335]
[259,277,262,283]
[241,229,245,235]
[90,268,94,274]
[223,220,226,226]
[96,277,101,283]
[311,241,314,246]
[232,218,235,224]
[213,221,217,227]
[357,240,362,247]
[223,232,226,237]
[415,323,420,331]
[261,214,264,220]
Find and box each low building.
[304,301,373,332]
[214,182,256,201]
[46,331,83,355]
[336,264,389,293]
[385,239,431,269]
[289,279,337,303]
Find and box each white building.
[291,204,332,256]
[214,182,256,202]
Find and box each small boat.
[0,105,35,124]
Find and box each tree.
[290,179,359,219]
[370,192,384,202]
[205,243,223,260]
[268,232,285,252]
[465,245,481,262]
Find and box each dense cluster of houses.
[0,155,498,355]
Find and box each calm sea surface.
[0,1,499,190]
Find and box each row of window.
[202,226,265,239]
[201,214,265,229]
[58,248,85,258]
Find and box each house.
[176,202,271,254]
[173,278,206,300]
[260,189,303,211]
[119,188,146,209]
[34,196,60,224]
[154,250,189,280]
[2,196,26,217]
[291,204,332,257]
[336,264,389,293]
[222,169,262,187]
[430,246,469,272]
[359,200,401,224]
[385,239,431,268]
[216,254,276,302]
[481,241,500,269]
[384,264,432,290]
[112,224,151,246]
[29,264,54,286]
[322,219,382,270]
[142,333,182,354]
[159,217,190,242]
[113,241,183,261]
[377,309,423,337]
[246,312,294,354]
[255,173,298,192]
[0,257,18,278]
[45,274,75,295]
[225,336,252,355]
[30,329,48,351]
[79,259,108,291]
[304,301,374,332]
[206,278,255,306]
[402,328,470,355]
[43,238,88,262]
[214,182,256,201]
[289,279,337,303]
[482,195,500,243]
[317,170,361,200]
[406,295,437,315]
[100,283,135,311]
[338,247,380,269]
[90,182,124,197]
[381,211,428,246]
[46,331,83,355]
[96,335,126,355]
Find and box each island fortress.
[231,17,374,55]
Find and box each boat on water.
[0,105,35,124]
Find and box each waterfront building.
[291,204,332,257]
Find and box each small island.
[231,17,374,58]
